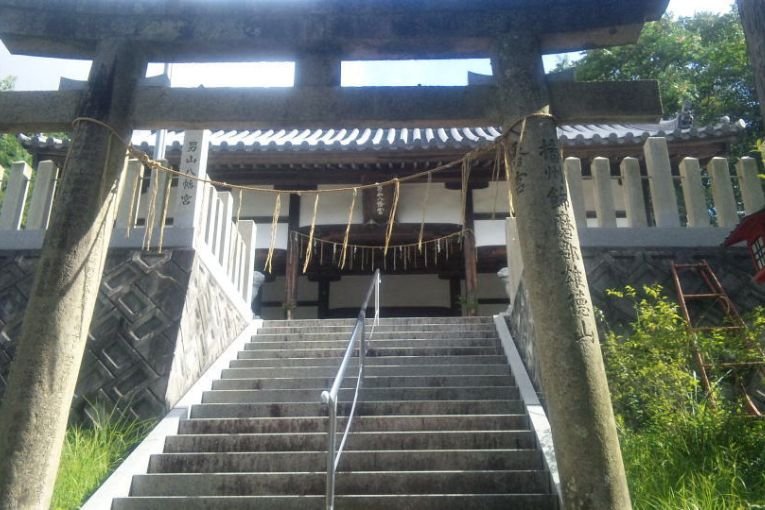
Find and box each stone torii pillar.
[492,34,631,509]
[0,41,147,509]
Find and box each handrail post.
[374,270,380,327]
[325,393,337,510]
[320,270,380,510]
[360,318,366,375]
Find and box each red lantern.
[724,208,765,284]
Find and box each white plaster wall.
[585,217,629,228]
[475,219,507,247]
[292,183,464,227]
[473,181,512,215]
[461,273,510,316]
[397,183,462,224]
[259,271,509,319]
[478,272,507,299]
[299,185,363,226]
[331,274,451,309]
[235,187,289,218]
[261,275,318,302]
[254,223,288,250]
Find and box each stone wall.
[507,246,764,397]
[0,249,250,422]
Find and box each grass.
[620,409,765,509]
[51,407,154,510]
[604,285,765,510]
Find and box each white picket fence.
[0,156,255,307]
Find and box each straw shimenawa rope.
[70,112,554,257]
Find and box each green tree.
[0,76,32,170]
[560,8,762,152]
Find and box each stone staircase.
[112,316,558,509]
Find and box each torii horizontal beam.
[0,0,668,60]
[0,81,662,132]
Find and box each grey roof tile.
[19,118,745,156]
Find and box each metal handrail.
[320,269,381,510]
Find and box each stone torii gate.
[0,1,667,508]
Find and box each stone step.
[113,494,559,510]
[230,355,508,367]
[148,449,545,473]
[163,430,537,454]
[255,324,498,335]
[236,346,499,359]
[260,317,495,328]
[177,414,530,435]
[129,470,551,497]
[245,337,498,350]
[252,330,497,341]
[200,386,520,404]
[212,374,516,390]
[221,363,511,378]
[189,399,526,419]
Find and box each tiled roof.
[20,117,745,155]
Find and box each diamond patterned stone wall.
[0,248,250,422]
[508,247,764,396]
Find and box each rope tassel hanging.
[340,188,358,270]
[302,193,320,273]
[264,193,281,273]
[142,172,161,250]
[124,166,142,238]
[157,174,173,253]
[384,178,400,256]
[418,173,432,252]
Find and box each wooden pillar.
[492,33,631,510]
[318,279,330,319]
[449,276,462,316]
[284,193,301,319]
[0,40,147,510]
[462,189,478,316]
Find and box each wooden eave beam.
[0,0,668,60]
[0,81,662,132]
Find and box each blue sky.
[0,0,737,91]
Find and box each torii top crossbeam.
[1,0,668,61]
[0,0,668,132]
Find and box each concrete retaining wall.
[0,248,250,422]
[507,246,765,397]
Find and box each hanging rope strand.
[142,173,161,250]
[340,188,358,270]
[302,193,321,273]
[384,178,400,256]
[157,174,173,253]
[418,173,432,252]
[263,193,282,273]
[125,165,142,238]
